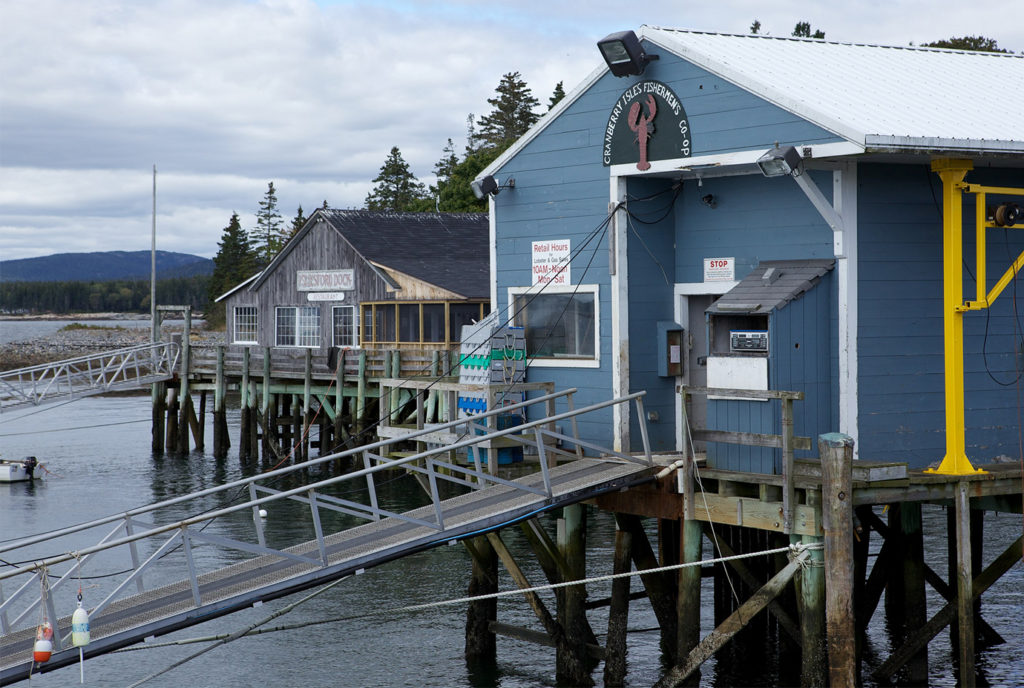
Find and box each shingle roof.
[320,209,489,298]
[707,259,834,315]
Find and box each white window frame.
[332,305,358,348]
[507,284,600,368]
[233,306,258,344]
[275,306,321,348]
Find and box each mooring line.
[113,542,820,654]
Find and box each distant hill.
[0,250,213,282]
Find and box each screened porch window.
[360,301,488,345]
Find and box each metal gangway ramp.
[0,389,653,684]
[0,342,180,412]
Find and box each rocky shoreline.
[1,323,224,370]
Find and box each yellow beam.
[928,159,985,475]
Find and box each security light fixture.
[756,145,803,178]
[597,30,658,77]
[471,175,515,200]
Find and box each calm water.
[0,318,198,345]
[0,320,1021,686]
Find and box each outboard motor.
[21,456,37,479]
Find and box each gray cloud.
[2,0,1022,259]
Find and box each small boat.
[0,457,43,482]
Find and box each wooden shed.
[217,209,489,355]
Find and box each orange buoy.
[33,622,53,663]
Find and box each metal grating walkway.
[0,390,654,684]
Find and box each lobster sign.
[603,80,691,169]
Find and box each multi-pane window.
[511,287,597,361]
[359,302,488,345]
[233,306,258,344]
[275,306,320,347]
[332,305,357,347]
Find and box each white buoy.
[259,508,268,518]
[72,603,90,646]
[72,597,90,683]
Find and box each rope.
[123,574,352,687]
[113,542,821,654]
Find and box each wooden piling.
[239,347,251,460]
[900,502,928,682]
[676,519,701,669]
[819,432,856,687]
[334,348,345,451]
[604,523,632,687]
[151,380,166,454]
[262,347,272,460]
[165,386,178,452]
[557,505,592,683]
[356,350,367,435]
[954,480,976,686]
[464,536,498,669]
[798,532,826,687]
[213,346,228,458]
[303,349,312,460]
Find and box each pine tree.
[289,206,307,238]
[473,72,540,151]
[208,212,256,327]
[428,138,460,206]
[364,146,429,211]
[251,181,284,264]
[921,36,1009,52]
[792,21,825,39]
[548,81,566,111]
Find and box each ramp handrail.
[0,390,651,651]
[0,342,180,411]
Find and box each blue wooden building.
[477,28,1024,470]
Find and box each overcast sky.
[2,0,1022,262]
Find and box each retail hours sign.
[532,240,570,285]
[603,80,691,170]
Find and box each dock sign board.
[297,269,354,292]
[532,240,571,285]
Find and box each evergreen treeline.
[0,276,209,315]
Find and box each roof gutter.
[865,135,1024,156]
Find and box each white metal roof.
[480,28,1024,182]
[644,27,1024,154]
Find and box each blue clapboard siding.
[637,49,844,156]
[487,46,842,451]
[770,270,837,462]
[674,168,835,472]
[626,178,678,451]
[704,274,836,474]
[674,171,837,283]
[857,163,1024,467]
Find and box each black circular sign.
[602,80,691,169]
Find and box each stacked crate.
[458,314,527,464]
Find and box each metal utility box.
[703,259,835,474]
[657,321,685,377]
